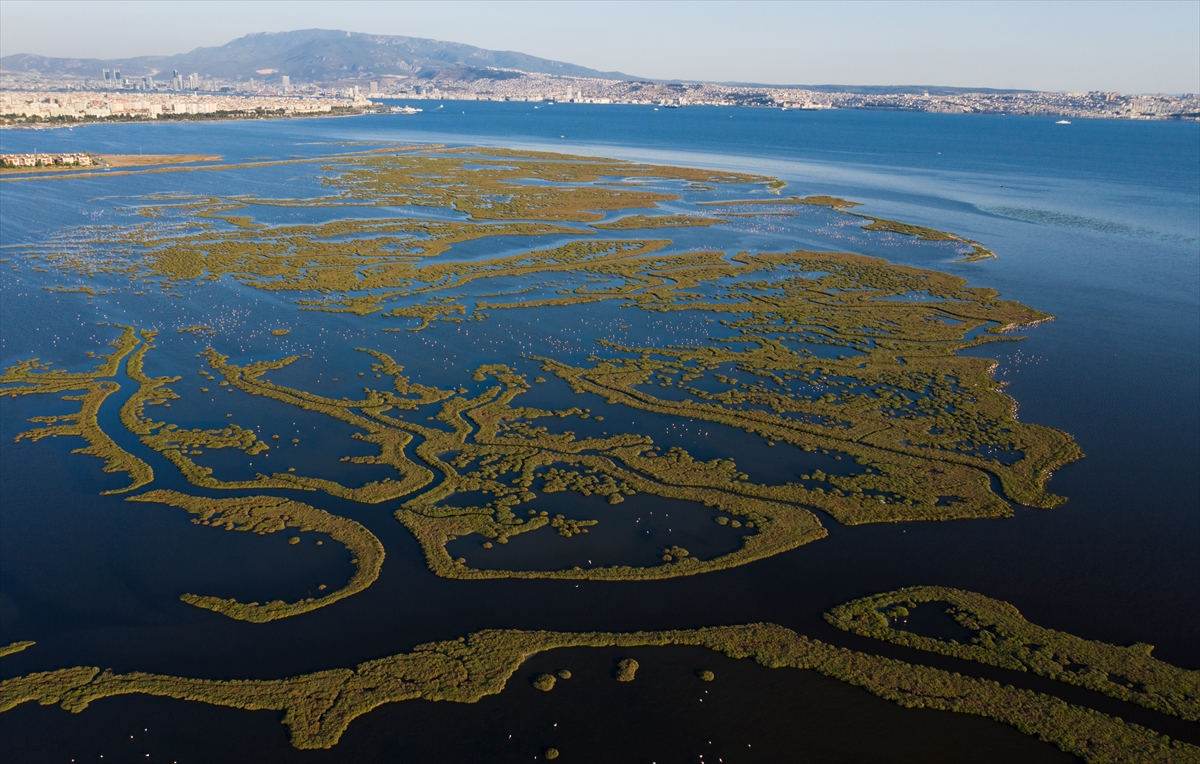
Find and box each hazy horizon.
[1,0,1198,94]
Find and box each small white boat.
[1055,119,1071,124]
[390,106,423,115]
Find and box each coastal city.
[0,84,367,124]
[2,68,1197,124]
[391,71,1200,119]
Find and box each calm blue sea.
[0,105,1196,763]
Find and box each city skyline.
[1,0,1198,94]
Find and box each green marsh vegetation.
[0,642,35,659]
[3,148,1079,596]
[3,147,1130,758]
[28,149,988,302]
[177,346,830,582]
[591,214,728,230]
[0,324,153,494]
[615,658,640,682]
[42,284,108,297]
[2,616,1195,762]
[127,491,384,623]
[177,325,215,336]
[826,586,1200,722]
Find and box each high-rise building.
[369,82,378,94]
[282,75,291,91]
[566,85,573,101]
[114,69,121,83]
[102,69,110,82]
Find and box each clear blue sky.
[1,0,1197,93]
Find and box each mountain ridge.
[0,29,639,82]
[0,29,1035,94]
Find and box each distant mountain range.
[0,29,1031,95]
[0,28,638,83]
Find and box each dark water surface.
[1,105,1196,763]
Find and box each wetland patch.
[3,147,1080,606]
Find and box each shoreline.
[0,107,376,132]
[4,102,1199,134]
